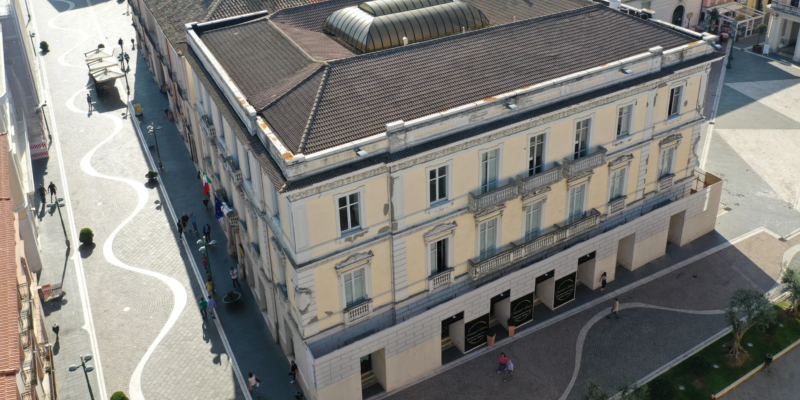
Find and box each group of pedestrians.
[246,361,298,398]
[36,182,58,208]
[177,212,203,239]
[496,352,515,382]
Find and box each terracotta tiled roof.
[0,136,20,377]
[201,5,697,154]
[0,375,17,399]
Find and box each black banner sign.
[553,272,577,308]
[464,314,489,352]
[509,293,534,326]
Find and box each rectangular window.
[568,184,586,223]
[428,166,448,204]
[478,219,497,260]
[528,133,545,176]
[609,168,626,200]
[668,86,682,117]
[429,238,448,275]
[337,193,361,233]
[524,201,542,241]
[659,147,676,177]
[616,105,633,137]
[343,268,365,306]
[574,118,590,159]
[480,149,499,193]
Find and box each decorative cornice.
[335,251,374,271]
[567,170,594,184]
[423,222,458,241]
[522,186,551,202]
[609,154,634,168]
[659,133,683,147]
[286,62,711,201]
[474,203,506,220]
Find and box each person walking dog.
[607,297,620,319]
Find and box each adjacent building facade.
[130,0,724,399]
[766,0,800,61]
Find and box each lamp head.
[69,365,79,372]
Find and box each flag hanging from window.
[202,172,212,196]
[214,196,224,219]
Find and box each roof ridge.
[202,0,228,22]
[327,3,602,66]
[262,63,326,111]
[297,65,330,154]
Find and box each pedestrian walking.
[36,184,46,206]
[202,195,210,209]
[497,352,507,373]
[504,359,514,382]
[248,372,261,397]
[203,223,211,243]
[201,254,209,274]
[48,182,57,202]
[207,294,217,319]
[600,272,607,292]
[86,93,93,112]
[206,278,215,296]
[607,297,620,319]
[181,213,190,230]
[230,267,240,289]
[289,361,298,383]
[130,38,135,50]
[190,212,198,233]
[198,297,208,320]
[176,220,184,238]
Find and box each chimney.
[403,36,408,46]
[609,0,621,10]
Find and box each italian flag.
[202,172,212,196]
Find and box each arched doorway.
[672,5,685,27]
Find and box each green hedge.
[79,228,94,244]
[110,392,129,400]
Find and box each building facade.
[766,0,800,61]
[130,1,724,399]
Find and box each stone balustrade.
[562,146,607,178]
[517,163,563,196]
[468,179,519,214]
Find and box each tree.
[724,289,777,366]
[583,378,649,400]
[755,23,768,45]
[781,267,800,316]
[706,8,721,34]
[583,380,607,400]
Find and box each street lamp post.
[148,123,163,169]
[54,197,69,247]
[69,354,95,400]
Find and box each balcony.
[608,196,627,214]
[223,157,243,184]
[427,268,454,292]
[771,1,800,18]
[562,146,607,179]
[18,282,29,300]
[468,209,602,279]
[468,179,519,214]
[227,209,239,228]
[199,115,216,137]
[344,298,373,326]
[517,163,563,196]
[657,174,675,192]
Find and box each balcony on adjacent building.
[468,179,519,214]
[468,209,602,279]
[562,146,607,179]
[427,268,454,292]
[223,157,243,184]
[199,114,216,137]
[517,163,563,196]
[657,174,675,192]
[344,298,373,326]
[771,0,800,18]
[608,196,627,214]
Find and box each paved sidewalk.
[723,342,800,400]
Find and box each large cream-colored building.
[131,0,724,398]
[766,0,800,61]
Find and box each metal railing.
[658,174,675,192]
[608,196,627,214]
[468,210,602,279]
[468,179,519,214]
[345,299,372,325]
[562,146,607,178]
[517,163,563,196]
[427,268,454,292]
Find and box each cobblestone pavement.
[26,0,293,399]
[387,232,794,400]
[724,341,800,400]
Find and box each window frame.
[477,216,500,260]
[572,115,594,160]
[334,187,366,237]
[608,166,628,201]
[426,235,454,277]
[523,199,544,241]
[667,83,685,118]
[527,130,549,176]
[479,146,503,194]
[615,102,635,137]
[426,161,453,208]
[658,145,678,178]
[338,262,372,309]
[567,182,588,224]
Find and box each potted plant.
[486,327,497,347]
[507,317,517,337]
[752,23,768,54]
[222,291,241,304]
[79,228,94,245]
[111,392,129,400]
[97,43,105,49]
[145,170,158,183]
[39,41,49,53]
